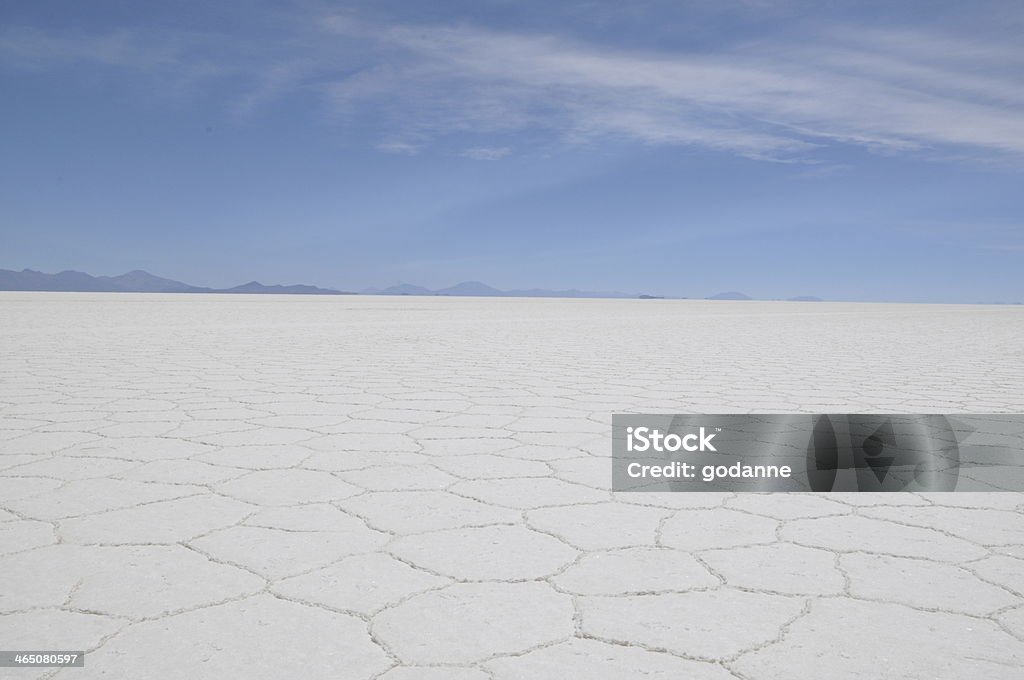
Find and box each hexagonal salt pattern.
[1,293,1023,679]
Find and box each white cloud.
[460,146,512,160]
[377,140,423,155]
[4,15,1023,161]
[322,18,1024,159]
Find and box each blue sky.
[1,0,1022,301]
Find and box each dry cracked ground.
[2,292,1024,680]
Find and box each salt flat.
[1,292,1023,679]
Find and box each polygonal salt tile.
[104,398,178,412]
[547,457,611,488]
[0,544,262,617]
[108,411,185,424]
[0,417,49,431]
[326,418,414,434]
[69,545,265,618]
[731,599,1024,679]
[617,492,725,509]
[998,606,1024,639]
[416,438,517,456]
[198,428,316,446]
[0,610,123,652]
[517,406,591,419]
[0,453,47,471]
[968,555,1024,594]
[163,420,254,439]
[373,582,574,664]
[116,459,245,484]
[364,400,465,414]
[725,493,849,520]
[340,464,457,491]
[244,503,360,531]
[390,525,577,581]
[191,524,388,579]
[700,543,844,595]
[59,495,255,544]
[498,444,585,461]
[0,431,99,455]
[38,419,117,433]
[516,432,598,448]
[841,552,1019,615]
[84,594,390,679]
[917,492,1024,510]
[450,477,607,509]
[92,421,177,437]
[273,553,449,614]
[485,638,736,680]
[302,451,431,472]
[0,520,55,556]
[195,444,313,470]
[215,469,360,505]
[5,478,203,520]
[346,408,445,424]
[527,502,671,550]
[432,454,550,479]
[385,391,466,403]
[581,590,805,660]
[0,476,62,500]
[248,416,348,431]
[380,668,488,680]
[304,433,420,452]
[65,437,215,461]
[994,544,1024,560]
[186,407,270,420]
[509,417,604,433]
[5,456,138,480]
[779,515,986,562]
[659,508,778,551]
[859,506,1024,546]
[823,492,929,506]
[338,491,519,534]
[429,414,517,428]
[551,547,717,595]
[411,426,511,440]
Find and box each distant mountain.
[786,295,823,302]
[0,268,350,295]
[0,269,122,292]
[98,270,209,293]
[435,281,503,296]
[375,283,436,296]
[367,281,652,299]
[221,281,343,295]
[706,291,752,300]
[504,287,638,299]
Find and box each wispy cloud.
[377,139,423,155]
[3,14,1023,162]
[0,26,233,92]
[460,146,513,161]
[321,18,1024,160]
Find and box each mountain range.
[364,283,825,301]
[0,269,348,295]
[360,281,655,298]
[704,292,823,302]
[0,268,825,301]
